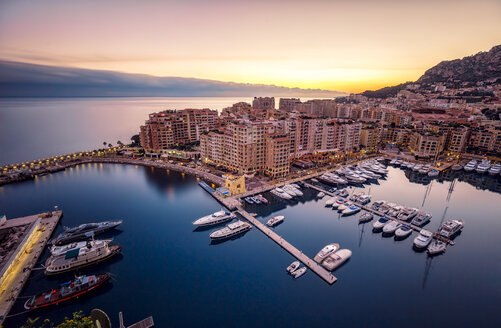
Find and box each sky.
[0,0,500,93]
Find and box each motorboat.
[371,200,385,211]
[284,184,303,196]
[266,215,285,227]
[373,217,390,229]
[339,189,349,198]
[413,230,433,248]
[345,173,366,184]
[428,169,439,177]
[321,249,352,271]
[463,160,477,172]
[338,201,353,212]
[289,183,301,189]
[390,159,397,165]
[349,192,362,202]
[438,219,464,238]
[419,165,431,174]
[412,164,423,172]
[332,198,345,209]
[24,273,111,310]
[311,178,319,183]
[378,202,396,214]
[342,205,361,216]
[427,239,447,255]
[244,197,254,204]
[411,211,432,227]
[488,163,501,175]
[271,188,293,200]
[317,191,325,198]
[313,243,340,263]
[382,220,401,234]
[325,198,335,207]
[476,160,491,174]
[282,186,299,197]
[50,220,122,246]
[287,261,300,273]
[45,241,121,275]
[451,163,463,171]
[359,212,374,223]
[50,239,112,257]
[357,194,371,205]
[407,163,415,170]
[395,224,413,238]
[387,205,404,218]
[292,267,307,278]
[193,209,236,227]
[397,207,419,221]
[210,220,252,240]
[255,194,268,204]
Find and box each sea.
[1,98,501,327]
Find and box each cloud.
[0,60,345,97]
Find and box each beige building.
[265,134,290,178]
[360,125,381,150]
[409,131,445,158]
[252,97,275,110]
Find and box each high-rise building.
[252,97,275,110]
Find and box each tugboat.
[24,273,111,310]
[50,220,122,246]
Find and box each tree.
[117,140,123,146]
[103,141,107,147]
[22,311,94,328]
[130,134,140,146]
[108,143,112,148]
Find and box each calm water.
[0,97,253,165]
[1,164,501,327]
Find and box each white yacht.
[488,163,501,175]
[349,192,362,202]
[321,249,352,271]
[266,215,284,227]
[282,185,299,197]
[395,225,413,238]
[292,267,307,278]
[313,243,340,263]
[338,189,349,198]
[50,239,112,257]
[397,207,419,221]
[419,165,431,174]
[373,217,390,229]
[476,160,491,174]
[427,239,447,255]
[412,164,423,172]
[287,261,300,273]
[209,220,252,240]
[342,205,361,216]
[463,160,477,172]
[428,169,439,177]
[438,219,464,238]
[325,198,335,207]
[359,212,374,223]
[285,184,303,196]
[45,241,121,275]
[271,188,293,200]
[382,220,401,234]
[193,209,236,227]
[413,230,433,248]
[332,198,345,209]
[411,211,432,227]
[379,202,396,214]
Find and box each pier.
[236,206,337,285]
[0,210,62,324]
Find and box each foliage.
[130,134,140,146]
[361,82,411,99]
[21,311,94,328]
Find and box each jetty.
[236,206,337,285]
[0,209,62,324]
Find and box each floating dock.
[237,206,337,285]
[0,210,62,324]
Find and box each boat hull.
[45,246,121,275]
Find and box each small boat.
[314,243,340,263]
[463,160,477,172]
[387,205,404,218]
[255,194,268,204]
[339,189,349,198]
[427,239,447,255]
[438,219,464,238]
[397,207,419,221]
[271,188,293,200]
[311,178,319,183]
[349,192,362,202]
[193,209,236,227]
[412,164,423,172]
[373,217,389,230]
[325,198,335,207]
[321,249,352,271]
[359,212,374,223]
[428,169,439,177]
[488,163,501,175]
[342,205,361,216]
[50,239,112,257]
[245,197,255,204]
[451,163,463,171]
[411,211,432,227]
[395,224,413,238]
[317,191,325,198]
[419,165,431,174]
[382,220,401,234]
[210,220,252,240]
[332,198,345,209]
[50,220,122,246]
[292,267,307,278]
[287,261,300,273]
[378,202,396,214]
[476,160,491,174]
[338,201,353,212]
[24,273,111,310]
[390,159,397,165]
[357,194,371,205]
[413,230,433,248]
[266,215,285,227]
[371,200,385,211]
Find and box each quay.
[0,209,62,324]
[236,206,337,285]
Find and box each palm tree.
[103,141,107,148]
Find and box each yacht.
[50,239,112,257]
[255,194,268,204]
[395,159,403,166]
[428,169,439,177]
[373,217,390,230]
[488,163,501,175]
[357,194,371,205]
[342,205,361,216]
[321,249,352,271]
[45,241,121,275]
[382,220,401,235]
[397,207,419,221]
[266,216,284,227]
[463,160,477,172]
[339,189,349,198]
[419,165,431,175]
[338,201,353,212]
[390,159,397,165]
[411,211,432,227]
[412,164,423,172]
[289,183,301,189]
[387,205,404,218]
[325,197,335,207]
[451,163,463,171]
[50,220,122,246]
[476,160,491,174]
[282,186,299,197]
[349,192,362,202]
[244,197,254,204]
[345,173,366,184]
[395,225,413,238]
[271,188,293,200]
[311,178,319,183]
[427,239,447,255]
[292,267,307,278]
[313,243,340,263]
[359,212,374,223]
[371,200,385,211]
[193,209,236,227]
[438,219,464,238]
[284,184,303,196]
[287,261,300,273]
[413,230,433,249]
[379,202,396,214]
[209,220,252,240]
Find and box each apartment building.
[360,125,382,149]
[468,126,501,154]
[409,131,445,158]
[252,97,275,110]
[265,133,290,178]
